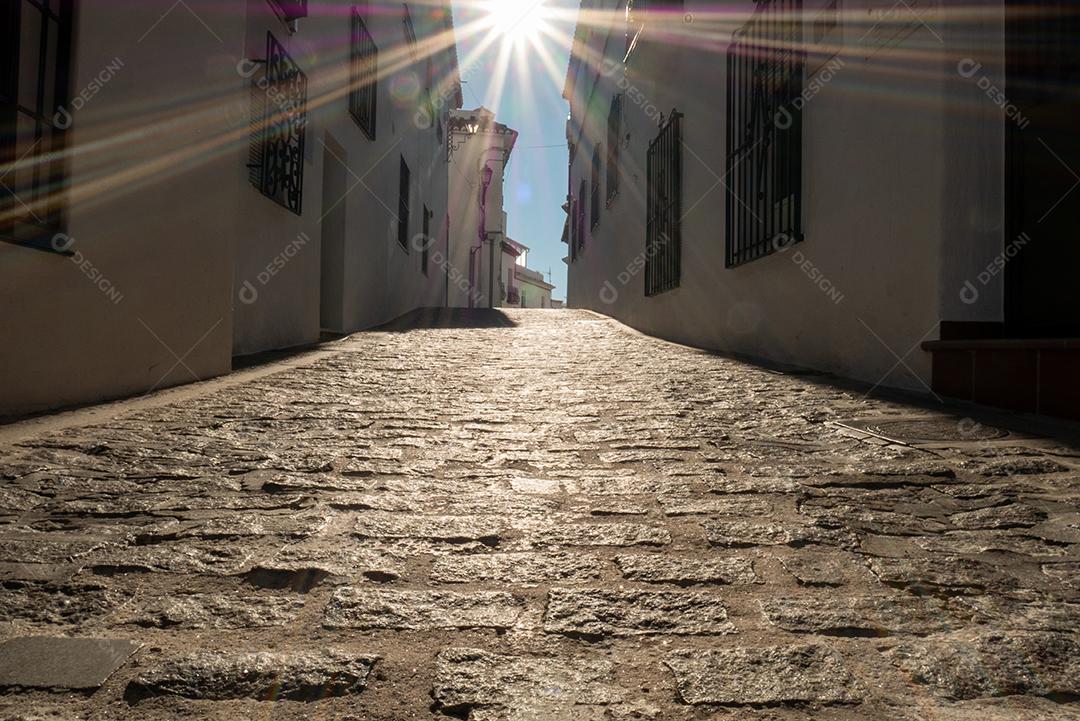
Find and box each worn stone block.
[658,495,771,516]
[760,595,960,636]
[703,519,854,548]
[324,588,524,630]
[117,593,304,629]
[353,513,504,545]
[616,555,759,586]
[886,631,1080,700]
[529,523,670,547]
[431,552,604,584]
[665,645,861,705]
[432,648,624,718]
[127,649,377,701]
[543,588,734,637]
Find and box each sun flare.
[483,0,552,47]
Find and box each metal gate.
[725,0,804,267]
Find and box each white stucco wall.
[233,0,456,355]
[1,0,459,415]
[565,0,1006,392]
[0,1,239,415]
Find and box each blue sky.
[451,1,578,301]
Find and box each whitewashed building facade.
[564,0,1079,419]
[446,106,518,308]
[0,0,462,415]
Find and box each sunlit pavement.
[1,309,1079,720]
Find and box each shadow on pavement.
[377,308,519,331]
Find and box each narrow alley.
[0,310,1077,720]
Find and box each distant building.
[446,107,518,308]
[564,0,1080,419]
[501,239,555,308]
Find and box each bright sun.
[483,0,550,46]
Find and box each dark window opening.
[725,0,804,267]
[421,204,431,274]
[576,178,586,257]
[248,32,308,216]
[1,0,75,250]
[607,94,622,203]
[590,145,601,230]
[645,111,681,296]
[402,3,417,53]
[397,155,410,251]
[349,6,377,140]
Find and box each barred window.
[645,111,682,296]
[402,3,417,53]
[606,94,622,203]
[568,197,578,262]
[1,0,75,249]
[590,146,601,230]
[349,6,377,140]
[249,32,307,216]
[397,155,411,251]
[725,0,804,267]
[577,178,587,256]
[421,204,431,274]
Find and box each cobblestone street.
[1,309,1079,720]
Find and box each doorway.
[1004,1,1080,337]
[320,135,347,333]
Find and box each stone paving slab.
[664,645,862,705]
[0,309,1078,720]
[127,649,378,702]
[324,588,526,630]
[0,637,140,690]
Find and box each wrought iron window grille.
[397,156,411,251]
[645,111,682,296]
[606,94,623,204]
[725,0,805,268]
[349,6,378,140]
[590,146,602,230]
[247,32,308,216]
[576,179,587,256]
[402,4,418,58]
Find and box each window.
[349,6,377,140]
[397,156,410,250]
[645,111,682,296]
[576,179,586,255]
[725,0,804,267]
[1,0,75,249]
[402,4,417,55]
[590,146,601,230]
[248,32,308,216]
[268,0,308,22]
[606,94,622,203]
[568,197,578,262]
[421,204,431,274]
